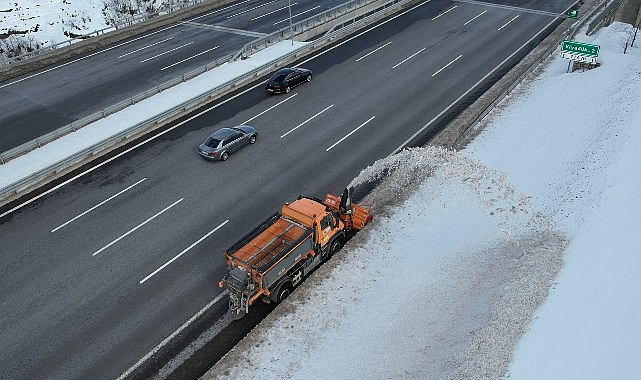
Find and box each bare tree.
[101,0,182,25]
[0,34,41,61]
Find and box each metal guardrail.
[0,0,212,66]
[0,0,415,202]
[327,0,406,33]
[0,0,390,165]
[454,0,611,146]
[234,0,376,59]
[587,0,625,34]
[0,52,234,164]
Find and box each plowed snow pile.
[204,22,641,379]
[209,146,567,379]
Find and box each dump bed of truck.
[226,212,312,274]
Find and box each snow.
[2,2,640,378]
[203,22,641,379]
[1,0,107,46]
[0,39,308,189]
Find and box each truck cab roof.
[282,197,329,227]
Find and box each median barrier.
[0,0,420,208]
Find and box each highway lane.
[0,0,347,152]
[0,0,577,378]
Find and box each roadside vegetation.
[1,0,195,62]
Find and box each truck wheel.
[277,283,292,304]
[328,238,342,259]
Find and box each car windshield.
[272,73,288,82]
[204,137,221,148]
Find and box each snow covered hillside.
[0,0,193,60]
[203,22,641,380]
[1,0,107,47]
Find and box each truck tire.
[328,238,342,260]
[277,283,292,304]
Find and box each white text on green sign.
[562,40,600,57]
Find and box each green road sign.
[561,40,600,57]
[567,9,578,19]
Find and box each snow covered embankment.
[209,146,567,379]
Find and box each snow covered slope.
[203,22,641,380]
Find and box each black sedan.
[265,67,312,94]
[198,125,257,161]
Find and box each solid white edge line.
[139,220,229,284]
[392,47,425,69]
[431,5,457,21]
[242,93,298,124]
[160,45,220,71]
[281,104,334,138]
[463,10,486,26]
[92,198,183,256]
[395,15,560,153]
[498,15,519,31]
[122,3,553,376]
[356,41,392,62]
[326,116,375,151]
[0,56,275,220]
[27,1,433,375]
[51,177,148,233]
[432,54,462,77]
[1,0,432,220]
[297,0,431,66]
[115,289,229,380]
[0,25,179,89]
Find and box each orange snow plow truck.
[219,188,372,319]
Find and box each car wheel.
[306,74,312,82]
[221,152,229,161]
[285,86,291,94]
[249,135,257,144]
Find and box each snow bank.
[208,145,567,379]
[203,21,641,380]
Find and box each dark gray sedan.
[198,125,257,161]
[265,67,312,94]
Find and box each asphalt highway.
[0,0,347,152]
[0,0,577,378]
